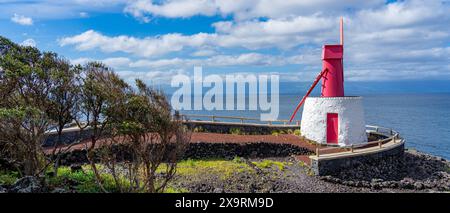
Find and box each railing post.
[316,147,320,157]
[212,116,215,122]
[351,145,354,153]
[378,141,382,148]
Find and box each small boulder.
[414,182,424,190]
[371,178,384,183]
[0,185,7,193]
[10,176,42,193]
[213,188,224,193]
[51,187,68,193]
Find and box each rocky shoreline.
[170,150,449,193]
[319,149,450,191]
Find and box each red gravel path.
[44,132,357,166]
[45,133,318,151]
[44,132,348,165]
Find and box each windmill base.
[300,96,367,147]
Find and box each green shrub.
[232,156,245,164]
[0,171,19,186]
[252,160,287,171]
[193,126,204,133]
[230,128,242,135]
[164,187,189,193]
[175,158,252,180]
[48,166,124,193]
[293,129,301,136]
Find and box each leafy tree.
[0,36,190,193]
[0,37,80,176]
[100,79,189,193]
[75,61,130,191]
[0,37,53,175]
[46,55,81,175]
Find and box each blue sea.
[175,81,450,160]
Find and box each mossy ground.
[3,153,446,192]
[0,158,292,193]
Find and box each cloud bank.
[56,0,450,82]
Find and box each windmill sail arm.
[289,68,329,123]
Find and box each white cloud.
[191,49,217,57]
[69,57,131,69]
[128,54,282,68]
[59,14,337,57]
[0,0,127,20]
[124,0,218,22]
[59,30,217,57]
[79,12,89,18]
[70,57,91,65]
[124,0,384,21]
[355,0,446,30]
[20,38,36,47]
[101,57,131,68]
[213,16,334,36]
[62,0,450,82]
[70,52,316,71]
[115,69,187,84]
[11,14,33,26]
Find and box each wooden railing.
[315,125,401,157]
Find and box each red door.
[327,113,338,144]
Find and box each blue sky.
[0,0,449,85]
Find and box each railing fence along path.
[180,114,300,126]
[180,114,402,156]
[50,114,401,156]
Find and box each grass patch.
[174,158,253,179]
[193,126,204,133]
[252,160,290,171]
[271,130,280,136]
[445,165,450,173]
[0,171,19,186]
[48,166,126,193]
[164,186,189,193]
[45,159,253,192]
[3,158,290,192]
[230,128,243,135]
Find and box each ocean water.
[180,92,450,160]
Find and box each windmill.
[290,18,367,146]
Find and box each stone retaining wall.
[184,121,299,135]
[57,142,313,166]
[310,142,405,176]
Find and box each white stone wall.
[300,96,367,146]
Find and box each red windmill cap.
[322,45,343,60]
